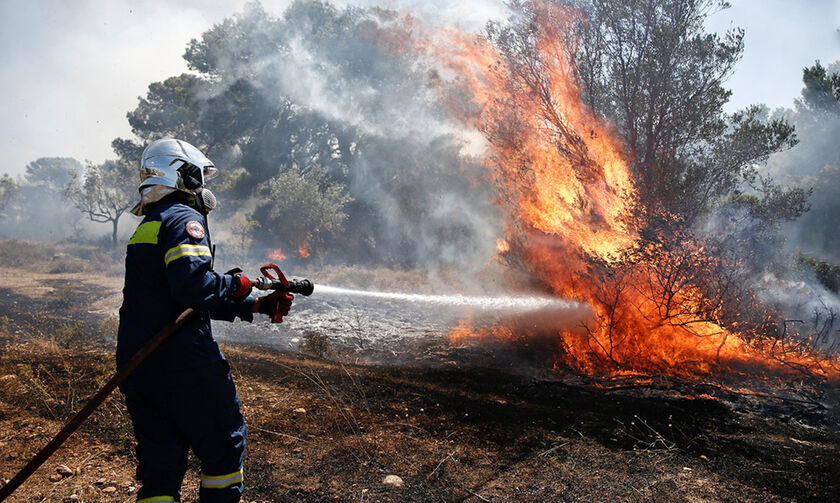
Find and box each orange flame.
[298,232,312,258]
[267,248,287,262]
[356,4,840,380]
[412,3,840,379]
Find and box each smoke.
[194,2,840,360]
[692,201,840,355]
[191,2,504,275]
[0,0,258,176]
[764,61,840,263]
[685,65,840,356]
[0,158,116,241]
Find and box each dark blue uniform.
[118,197,253,503]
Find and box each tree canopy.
[24,157,81,189]
[114,0,498,265]
[0,175,19,218]
[105,0,815,273]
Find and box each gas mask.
[194,187,217,214]
[178,163,217,214]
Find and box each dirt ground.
[0,256,839,502]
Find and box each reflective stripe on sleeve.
[128,221,161,245]
[164,243,212,266]
[200,468,244,489]
[136,496,176,503]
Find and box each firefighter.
[117,138,292,503]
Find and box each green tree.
[799,62,840,113]
[126,74,208,148]
[64,160,137,246]
[0,174,19,217]
[570,0,745,204]
[250,166,351,256]
[24,157,81,188]
[183,1,285,76]
[676,106,800,221]
[766,62,840,261]
[116,1,502,266]
[111,138,145,166]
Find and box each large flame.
[414,3,840,379]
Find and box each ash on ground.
[215,287,479,358]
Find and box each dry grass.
[4,318,837,502]
[0,239,122,276]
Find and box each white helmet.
[140,138,218,191]
[136,138,219,215]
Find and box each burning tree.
[428,0,836,378]
[91,0,836,379]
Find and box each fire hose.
[0,264,313,502]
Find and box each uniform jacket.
[117,197,253,381]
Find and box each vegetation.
[0,266,836,501]
[251,166,351,256]
[1,3,840,500]
[0,174,19,218]
[63,160,136,247]
[772,62,840,261]
[24,157,80,188]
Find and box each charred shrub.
[49,285,82,309]
[97,316,119,340]
[48,260,88,274]
[301,330,330,357]
[51,318,115,349]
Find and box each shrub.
[52,321,89,349]
[48,260,87,274]
[301,330,330,357]
[0,239,55,266]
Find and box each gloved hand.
[226,268,252,300]
[255,290,294,323]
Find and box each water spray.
[253,263,576,314]
[315,285,581,313]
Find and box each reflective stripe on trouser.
[137,497,177,503]
[122,360,246,503]
[201,468,244,489]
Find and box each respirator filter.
[198,188,217,213]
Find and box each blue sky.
[0,0,837,176]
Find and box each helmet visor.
[203,165,218,181]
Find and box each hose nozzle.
[253,263,314,296]
[286,278,314,296]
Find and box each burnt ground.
[0,265,839,502]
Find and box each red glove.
[257,291,294,323]
[226,268,252,300]
[232,274,252,300]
